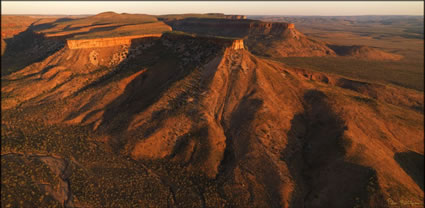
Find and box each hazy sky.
[2,1,424,16]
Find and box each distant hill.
[31,12,170,40]
[329,45,403,61]
[248,15,424,39]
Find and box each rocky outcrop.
[66,34,162,49]
[231,39,244,49]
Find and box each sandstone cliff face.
[66,34,162,49]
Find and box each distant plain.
[250,15,424,91]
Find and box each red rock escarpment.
[248,22,294,36]
[66,34,162,49]
[167,18,294,38]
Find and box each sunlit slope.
[33,12,171,40]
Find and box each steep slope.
[2,32,423,208]
[1,29,65,76]
[1,16,41,55]
[2,39,137,109]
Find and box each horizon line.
[2,13,424,16]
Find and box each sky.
[2,1,424,16]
